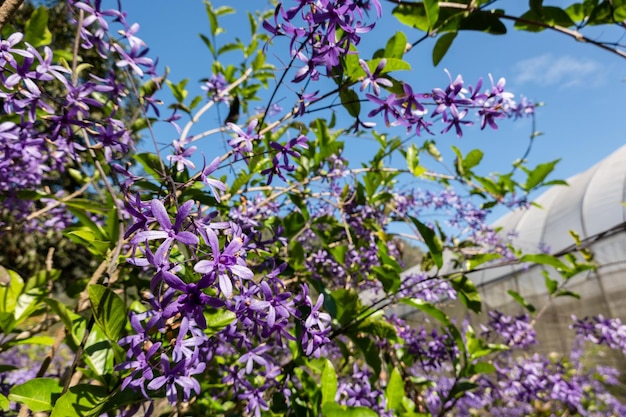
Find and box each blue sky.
[120,1,625,224]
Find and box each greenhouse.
[400,145,626,363]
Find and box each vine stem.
[385,0,626,59]
[0,0,23,31]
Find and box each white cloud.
[513,54,604,87]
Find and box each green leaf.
[9,378,62,412]
[331,289,361,326]
[199,33,215,56]
[24,6,52,47]
[524,159,560,190]
[339,88,360,118]
[215,5,236,16]
[44,298,74,339]
[0,269,23,314]
[450,274,481,314]
[555,289,580,299]
[321,358,337,405]
[423,0,440,29]
[368,58,411,75]
[449,381,478,398]
[432,32,457,66]
[0,393,9,411]
[205,309,236,335]
[469,361,497,374]
[507,290,536,313]
[353,336,381,378]
[50,384,107,417]
[384,31,408,59]
[66,204,106,238]
[386,367,405,411]
[12,335,55,346]
[206,1,221,36]
[15,289,45,324]
[356,314,398,341]
[565,3,584,21]
[463,149,484,172]
[467,253,502,270]
[392,4,431,32]
[166,79,189,103]
[544,271,558,295]
[405,144,420,175]
[65,229,110,257]
[409,217,443,269]
[614,5,626,21]
[465,325,507,361]
[322,403,378,417]
[519,253,568,271]
[541,6,575,26]
[83,325,114,376]
[218,42,243,55]
[134,152,165,178]
[85,388,144,417]
[88,284,126,341]
[459,12,506,34]
[514,9,546,32]
[65,198,108,214]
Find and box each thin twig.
[179,68,253,143]
[0,0,24,31]
[385,0,626,59]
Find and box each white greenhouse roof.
[493,144,626,253]
[469,144,626,287]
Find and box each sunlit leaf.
[9,378,62,412]
[88,284,126,342]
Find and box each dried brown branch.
[0,0,24,31]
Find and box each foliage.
[0,1,624,416]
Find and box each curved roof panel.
[496,145,626,252]
[473,145,626,285]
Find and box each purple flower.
[0,33,33,68]
[194,227,254,297]
[481,311,536,348]
[292,51,321,83]
[304,293,331,332]
[359,59,391,96]
[201,156,227,202]
[167,140,197,172]
[238,345,271,374]
[131,199,199,252]
[366,93,401,127]
[147,353,205,404]
[262,135,308,184]
[299,289,331,357]
[227,119,260,154]
[201,73,228,102]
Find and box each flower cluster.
[571,314,626,354]
[3,1,626,417]
[391,315,458,371]
[0,2,159,231]
[365,71,535,137]
[336,364,393,416]
[481,310,537,348]
[264,0,381,84]
[118,195,333,412]
[397,272,457,302]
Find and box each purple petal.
[194,260,215,275]
[230,264,253,280]
[175,231,199,246]
[131,230,168,244]
[151,199,172,230]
